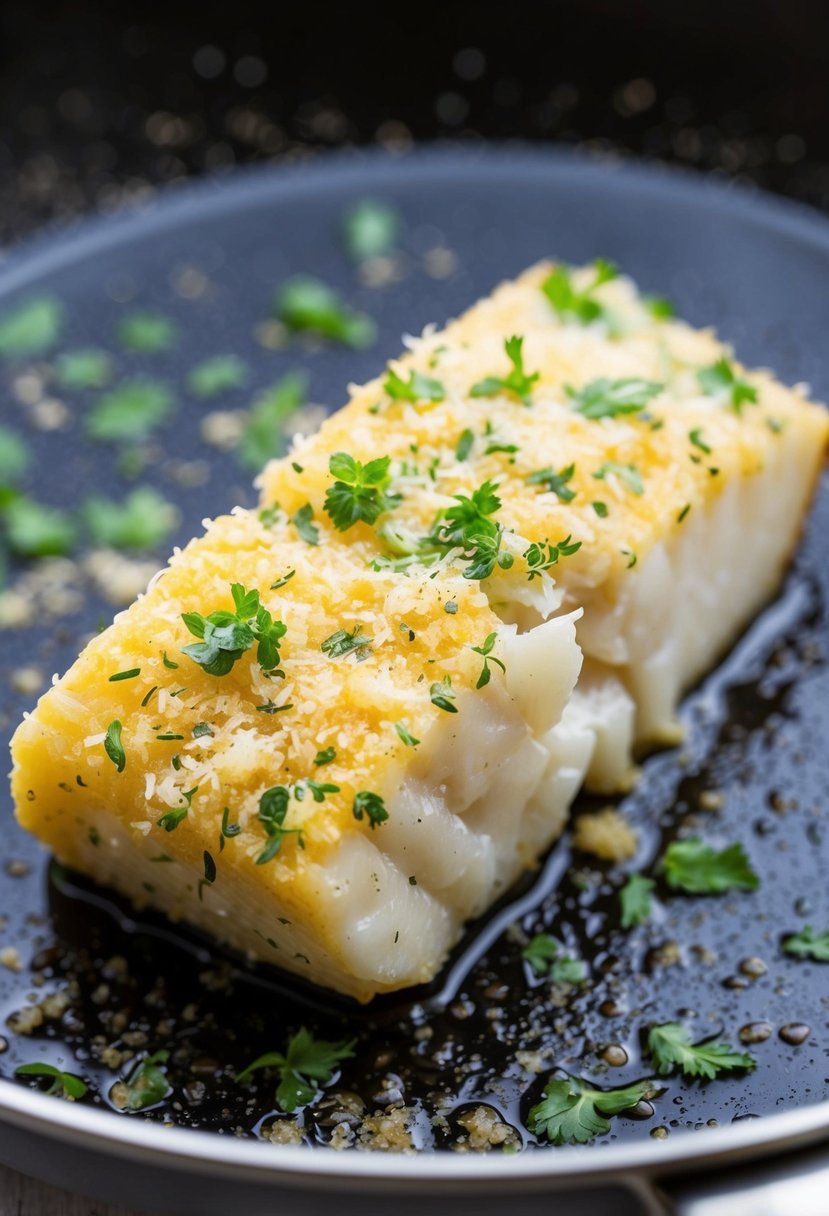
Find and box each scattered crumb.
[572,807,638,862]
[254,320,288,350]
[288,405,327,438]
[6,1004,44,1035]
[262,1117,304,1146]
[514,1050,546,1075]
[170,265,209,299]
[358,254,405,289]
[11,667,43,695]
[164,458,211,488]
[453,1105,520,1153]
[12,372,46,405]
[30,397,71,430]
[356,1106,414,1152]
[200,410,247,450]
[5,859,31,878]
[83,550,160,605]
[424,247,458,279]
[0,948,22,973]
[698,789,724,811]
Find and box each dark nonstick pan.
[0,147,827,1216]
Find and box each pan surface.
[0,147,827,1203]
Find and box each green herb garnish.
[104,720,126,773]
[0,427,30,483]
[662,837,758,895]
[697,358,757,412]
[236,1027,355,1112]
[528,1075,652,1145]
[430,479,510,580]
[643,294,676,320]
[470,335,539,406]
[275,276,375,348]
[430,677,457,713]
[619,873,654,928]
[54,349,113,390]
[324,452,400,531]
[320,625,373,661]
[108,668,141,683]
[523,535,582,579]
[120,1051,172,1110]
[83,486,179,550]
[470,631,505,689]
[394,722,420,747]
[187,354,248,399]
[343,199,399,261]
[15,1062,87,1100]
[782,925,829,962]
[182,583,286,676]
[314,746,337,766]
[352,790,389,829]
[86,379,174,442]
[522,933,586,983]
[593,461,644,496]
[256,785,304,863]
[0,296,62,358]
[455,428,475,461]
[117,311,177,354]
[3,497,77,557]
[647,1023,756,1080]
[527,462,576,502]
[568,377,662,420]
[384,367,445,405]
[541,259,618,325]
[237,371,307,469]
[292,503,319,545]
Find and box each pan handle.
[654,1143,829,1215]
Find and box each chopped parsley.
[162,651,178,668]
[689,428,711,454]
[320,625,373,661]
[295,778,340,803]
[256,785,303,864]
[0,427,30,483]
[86,379,174,443]
[3,497,77,557]
[662,837,758,894]
[219,807,241,851]
[108,668,141,683]
[394,722,420,747]
[314,746,337,766]
[527,462,576,502]
[237,371,307,470]
[157,807,188,832]
[120,1051,172,1110]
[429,479,511,580]
[523,535,582,579]
[593,461,645,496]
[15,1062,87,1100]
[104,720,126,773]
[522,933,586,983]
[455,428,475,461]
[324,452,400,531]
[568,377,663,420]
[256,699,292,714]
[192,722,214,738]
[236,1027,355,1112]
[697,358,757,412]
[343,198,399,261]
[647,1022,756,1080]
[182,582,287,677]
[54,349,113,390]
[470,631,505,689]
[270,569,296,590]
[619,873,655,928]
[642,294,676,320]
[83,486,179,550]
[430,676,457,713]
[187,354,248,399]
[352,790,389,829]
[541,258,618,325]
[592,501,609,518]
[782,925,829,962]
[0,296,62,358]
[470,335,540,406]
[117,311,177,354]
[677,503,691,523]
[528,1075,652,1145]
[292,503,319,545]
[383,367,445,404]
[275,275,376,349]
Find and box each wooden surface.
[0,1164,148,1216]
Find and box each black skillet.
[0,147,827,1216]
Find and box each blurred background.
[1,0,828,247]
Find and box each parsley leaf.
[470,631,505,689]
[643,294,676,320]
[394,722,420,747]
[662,838,758,895]
[593,461,645,496]
[522,933,586,983]
[352,790,389,829]
[470,335,540,406]
[697,358,757,412]
[54,349,113,390]
[321,625,373,661]
[647,1023,756,1080]
[324,452,400,531]
[528,1075,651,1145]
[384,367,445,405]
[3,496,77,557]
[237,372,306,470]
[120,1050,172,1110]
[0,296,63,358]
[619,874,655,928]
[430,676,458,713]
[523,535,582,579]
[429,479,510,580]
[117,311,177,354]
[276,276,376,349]
[236,1027,355,1112]
[541,259,618,326]
[455,428,475,461]
[104,720,126,773]
[256,785,303,863]
[15,1062,87,1100]
[83,486,179,550]
[568,377,663,420]
[292,503,319,545]
[0,427,30,484]
[527,462,576,502]
[343,199,399,261]
[782,925,829,962]
[187,354,248,399]
[86,379,174,443]
[182,583,287,677]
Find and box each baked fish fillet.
[11,510,583,1001]
[259,261,829,786]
